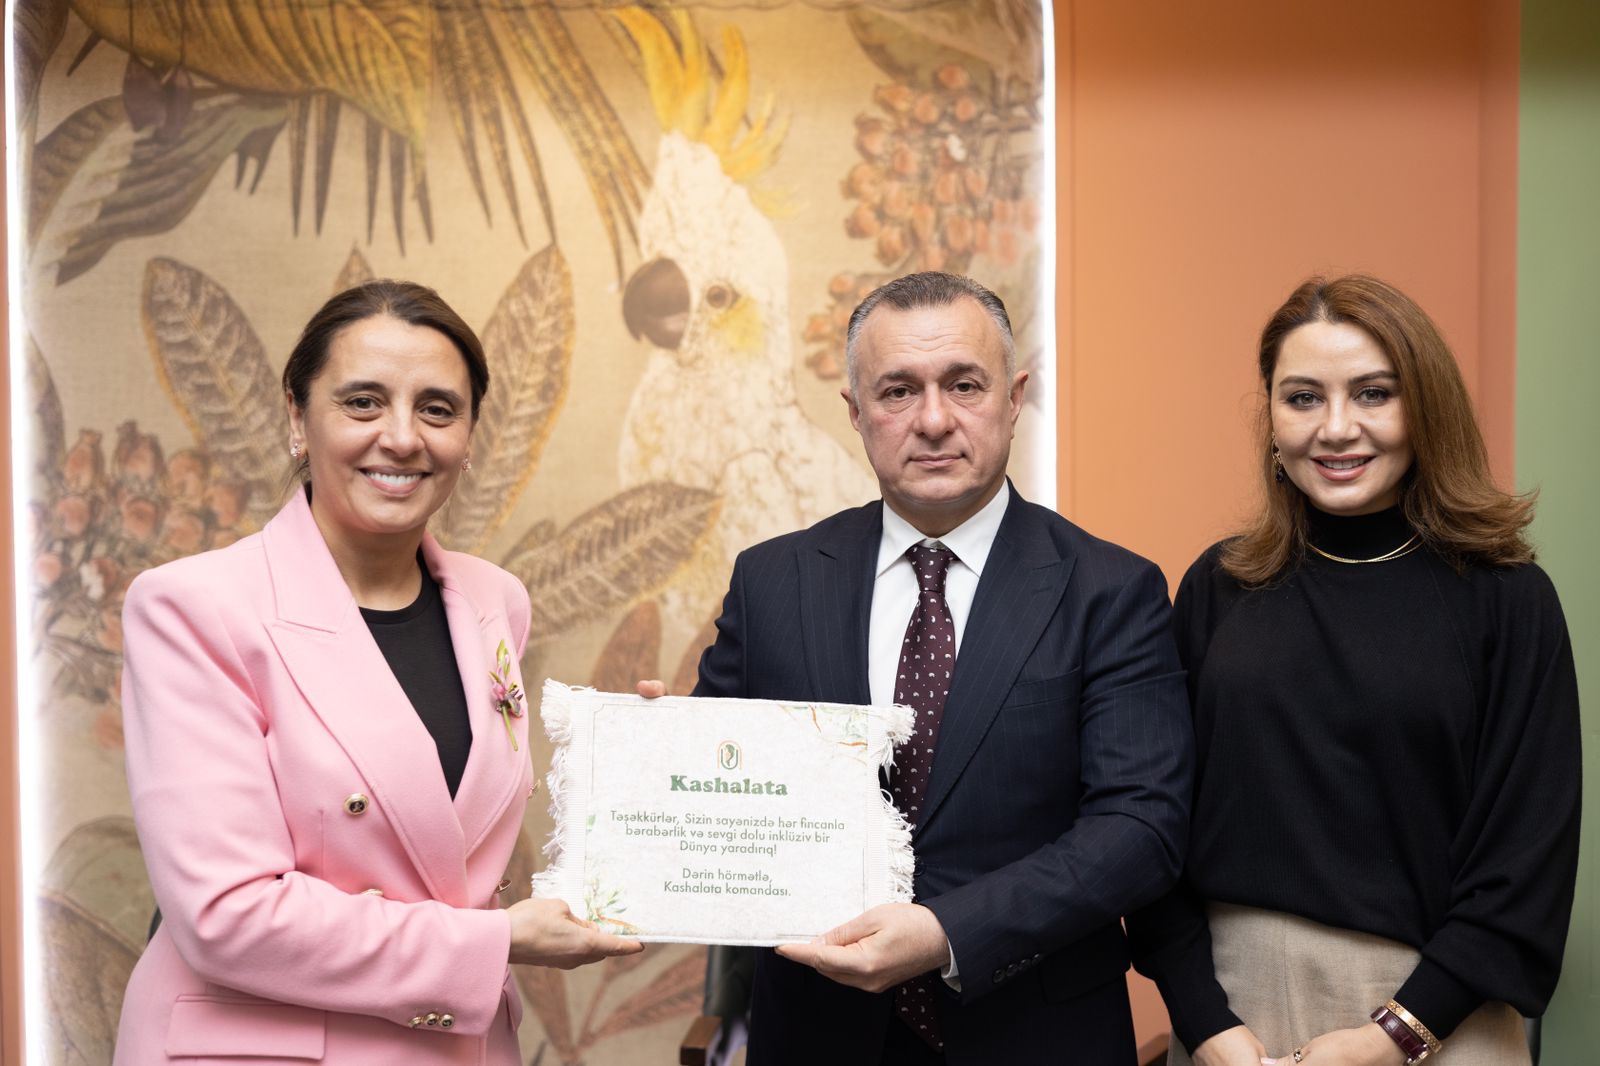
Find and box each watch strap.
[1370,1004,1433,1063]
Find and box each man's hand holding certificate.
[774,902,950,994]
[532,681,916,946]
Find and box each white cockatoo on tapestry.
[614,11,878,648]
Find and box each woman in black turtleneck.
[1129,275,1580,1066]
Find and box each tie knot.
[906,544,955,587]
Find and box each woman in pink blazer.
[114,281,640,1064]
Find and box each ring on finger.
[1293,1049,1305,1064]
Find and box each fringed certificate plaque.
[534,681,916,945]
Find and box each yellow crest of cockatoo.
[611,8,785,184]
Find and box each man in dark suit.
[687,273,1192,1065]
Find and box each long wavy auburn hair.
[1221,275,1535,586]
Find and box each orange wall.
[1055,1,1520,1055]
[1057,0,1519,587]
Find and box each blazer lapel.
[796,503,880,705]
[261,492,470,905]
[915,493,1073,838]
[426,535,531,854]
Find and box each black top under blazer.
[693,486,1195,1065]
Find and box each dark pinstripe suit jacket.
[695,485,1193,1065]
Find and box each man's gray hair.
[844,272,1016,395]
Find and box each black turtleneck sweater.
[1128,506,1581,1051]
[359,561,472,798]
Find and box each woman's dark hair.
[283,280,489,477]
[1222,274,1535,585]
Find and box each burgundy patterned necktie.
[891,543,956,1051]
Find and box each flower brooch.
[490,639,525,751]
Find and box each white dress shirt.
[869,482,1009,706]
[868,481,1010,985]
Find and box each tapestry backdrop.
[11,2,1050,1061]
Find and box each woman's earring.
[290,441,302,459]
[461,455,472,473]
[1271,439,1285,483]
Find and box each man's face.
[845,298,1027,536]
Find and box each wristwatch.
[1370,1000,1441,1064]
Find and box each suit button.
[425,1012,439,1026]
[362,888,384,897]
[410,1015,423,1028]
[1005,963,1019,977]
[992,968,1005,984]
[440,1014,455,1029]
[344,793,369,815]
[495,878,512,893]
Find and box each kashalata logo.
[669,740,788,795]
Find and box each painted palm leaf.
[332,246,377,294]
[433,2,548,243]
[49,1,648,274]
[57,95,290,284]
[505,483,720,642]
[437,246,574,553]
[27,337,67,500]
[28,96,125,247]
[40,893,140,1064]
[849,0,1044,95]
[587,949,705,1045]
[69,0,430,139]
[590,601,663,693]
[478,4,648,275]
[13,0,69,129]
[141,258,284,529]
[40,816,151,1065]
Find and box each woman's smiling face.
[287,314,473,544]
[1270,319,1414,516]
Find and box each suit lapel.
[796,503,880,705]
[426,536,530,854]
[261,493,470,905]
[915,493,1073,838]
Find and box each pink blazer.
[115,490,533,1064]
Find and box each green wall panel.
[1519,2,1600,1061]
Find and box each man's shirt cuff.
[941,939,962,991]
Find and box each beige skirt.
[1166,903,1528,1066]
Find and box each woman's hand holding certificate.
[505,897,644,969]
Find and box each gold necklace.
[1307,533,1422,565]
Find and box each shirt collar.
[875,481,1010,578]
